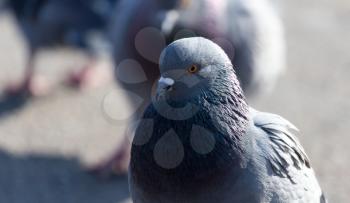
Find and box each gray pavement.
[0,0,349,202]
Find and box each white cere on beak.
[159,76,175,86]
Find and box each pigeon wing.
[252,109,310,182]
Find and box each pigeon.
[96,0,286,176]
[2,0,118,97]
[129,37,325,203]
[112,0,285,101]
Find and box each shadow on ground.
[0,93,30,118]
[0,150,130,203]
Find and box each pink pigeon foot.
[3,76,50,98]
[66,63,112,90]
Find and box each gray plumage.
[129,37,324,203]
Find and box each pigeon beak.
[156,76,175,101]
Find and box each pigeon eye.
[188,65,199,73]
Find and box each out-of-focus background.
[0,0,349,202]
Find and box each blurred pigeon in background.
[1,0,118,97]
[129,37,325,203]
[94,0,286,176]
[112,0,285,101]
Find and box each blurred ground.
[0,0,349,202]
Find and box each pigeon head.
[155,37,243,106]
[153,37,249,142]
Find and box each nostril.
[158,77,175,93]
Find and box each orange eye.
[188,65,198,73]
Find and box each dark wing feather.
[252,109,310,183]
